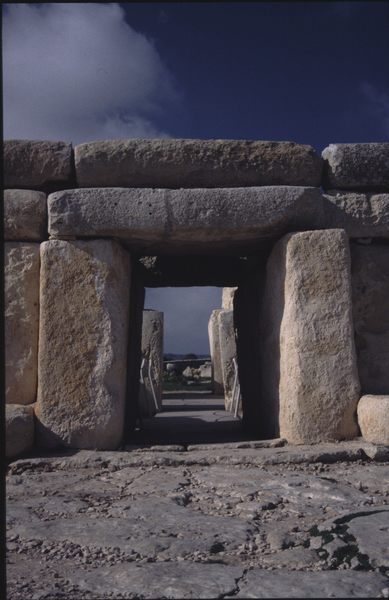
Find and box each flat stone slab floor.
[132,392,250,446]
[6,436,389,599]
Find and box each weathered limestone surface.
[358,395,389,445]
[6,404,34,458]
[5,243,40,405]
[35,240,131,450]
[222,287,237,309]
[218,310,237,411]
[75,139,323,188]
[4,190,47,241]
[48,186,324,250]
[139,310,164,416]
[208,310,224,395]
[261,229,360,443]
[323,191,389,238]
[322,143,389,190]
[4,140,73,189]
[351,243,389,394]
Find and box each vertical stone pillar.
[218,310,237,412]
[222,287,237,310]
[208,309,224,395]
[261,229,360,443]
[139,310,164,417]
[35,240,131,450]
[5,243,40,405]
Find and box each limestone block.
[323,191,389,238]
[261,229,360,443]
[208,310,224,395]
[5,243,40,405]
[222,287,237,309]
[35,240,131,450]
[322,143,389,191]
[218,310,237,411]
[358,395,389,445]
[139,310,164,417]
[75,139,323,188]
[4,140,73,189]
[351,244,389,394]
[48,186,324,251]
[6,404,34,459]
[4,190,47,241]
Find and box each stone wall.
[4,138,389,455]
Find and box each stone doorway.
[124,254,272,445]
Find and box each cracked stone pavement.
[6,438,389,599]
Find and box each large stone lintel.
[48,186,324,251]
[35,240,131,450]
[75,139,323,188]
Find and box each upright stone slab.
[139,310,164,417]
[208,310,224,395]
[4,190,47,241]
[322,143,389,191]
[35,240,131,450]
[351,244,389,394]
[4,140,73,189]
[222,287,237,310]
[75,139,323,188]
[5,243,40,405]
[261,229,360,443]
[218,310,237,412]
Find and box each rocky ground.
[6,438,389,599]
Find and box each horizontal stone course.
[4,189,47,241]
[322,143,389,190]
[48,186,324,250]
[4,140,73,189]
[74,139,323,188]
[322,191,389,238]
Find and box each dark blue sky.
[123,1,389,150]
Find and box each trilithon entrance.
[5,138,389,457]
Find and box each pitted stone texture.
[261,229,360,443]
[208,310,224,394]
[322,143,389,190]
[351,244,389,393]
[4,140,73,189]
[48,186,324,250]
[323,191,389,238]
[75,139,323,188]
[218,310,237,411]
[140,310,164,416]
[222,286,237,309]
[5,243,40,405]
[358,396,389,445]
[236,570,388,598]
[6,404,34,458]
[35,240,130,450]
[4,190,47,241]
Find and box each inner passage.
[133,286,248,445]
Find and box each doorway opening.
[133,286,248,446]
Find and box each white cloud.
[3,3,179,142]
[145,287,223,355]
[361,82,389,135]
